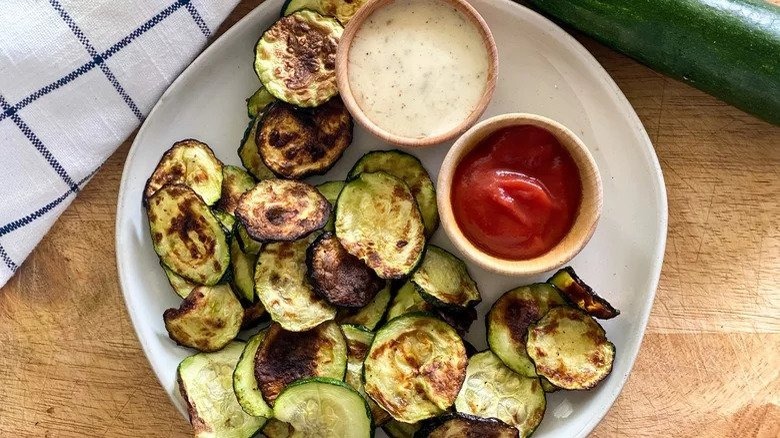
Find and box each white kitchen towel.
[0,0,242,288]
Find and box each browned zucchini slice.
[257,98,353,179]
[235,179,330,242]
[364,314,467,423]
[411,246,481,309]
[254,11,343,107]
[163,284,243,352]
[230,239,257,302]
[434,305,478,337]
[416,413,519,438]
[147,184,230,285]
[341,324,392,426]
[215,165,256,216]
[527,307,615,390]
[335,172,426,279]
[238,116,276,180]
[241,299,268,329]
[306,232,384,307]
[548,267,620,319]
[253,322,347,404]
[336,281,391,330]
[144,139,223,205]
[487,283,567,377]
[384,420,421,438]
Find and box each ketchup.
[451,125,582,260]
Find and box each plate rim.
[115,0,668,435]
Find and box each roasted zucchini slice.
[257,98,353,179]
[434,305,478,337]
[307,232,384,307]
[282,0,368,24]
[230,239,257,302]
[254,10,343,107]
[178,342,266,438]
[416,413,519,438]
[411,246,480,308]
[364,314,467,423]
[163,284,244,352]
[548,267,620,319]
[336,281,391,330]
[236,179,330,242]
[336,172,425,279]
[238,116,276,180]
[384,420,421,438]
[349,150,438,237]
[273,377,373,437]
[487,283,567,377]
[255,234,336,331]
[162,263,197,299]
[212,209,236,235]
[316,180,344,232]
[455,351,546,438]
[341,324,392,426]
[241,299,268,329]
[254,322,347,404]
[540,376,559,393]
[144,139,223,205]
[147,184,230,285]
[246,86,276,119]
[235,222,262,255]
[215,165,256,216]
[526,307,615,390]
[233,330,273,418]
[387,281,432,321]
[262,419,294,438]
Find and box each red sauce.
[451,125,582,260]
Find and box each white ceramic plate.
[116,0,667,435]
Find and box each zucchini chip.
[235,222,262,255]
[487,283,567,377]
[282,0,369,24]
[215,165,256,216]
[161,263,197,299]
[257,98,353,179]
[255,234,336,331]
[253,322,347,404]
[307,232,385,307]
[211,209,236,234]
[246,86,276,118]
[144,139,223,205]
[384,420,421,438]
[526,307,615,390]
[341,324,392,426]
[455,351,546,438]
[416,413,519,438]
[364,314,467,423]
[540,377,559,393]
[336,172,426,279]
[548,267,620,319]
[163,284,244,352]
[349,150,439,237]
[262,419,294,438]
[387,281,432,321]
[147,184,230,285]
[241,299,268,329]
[238,116,276,180]
[236,179,330,242]
[316,180,344,232]
[177,342,266,438]
[411,246,481,308]
[230,239,257,302]
[273,378,373,438]
[435,305,478,337]
[233,330,273,418]
[336,281,391,330]
[254,10,343,107]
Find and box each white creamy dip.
[347,0,490,138]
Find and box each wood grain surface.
[1,1,778,437]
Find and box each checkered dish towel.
[0,0,241,288]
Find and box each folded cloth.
[0,0,241,288]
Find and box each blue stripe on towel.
[0,243,18,273]
[184,1,212,38]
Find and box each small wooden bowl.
[438,113,603,276]
[335,0,498,148]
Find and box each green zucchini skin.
[529,0,780,125]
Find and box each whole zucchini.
[529,0,780,125]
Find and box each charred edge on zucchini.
[412,245,481,309]
[336,171,426,279]
[215,165,256,216]
[254,10,343,107]
[434,305,478,337]
[307,232,385,307]
[336,281,392,330]
[257,98,353,179]
[526,307,615,390]
[147,184,230,285]
[415,413,519,438]
[241,299,268,330]
[253,322,347,404]
[236,179,330,242]
[144,139,223,206]
[238,116,276,180]
[487,283,567,377]
[548,267,620,319]
[163,284,244,352]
